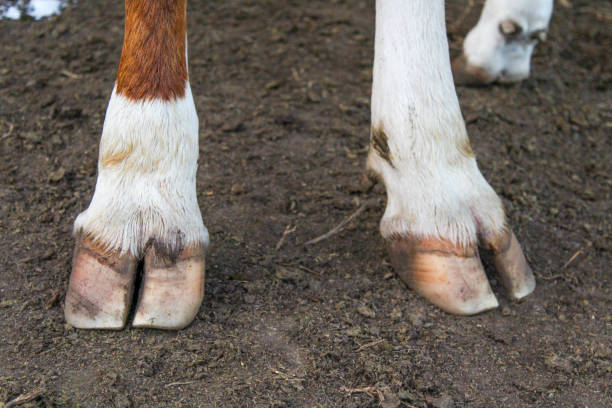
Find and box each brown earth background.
[0,0,610,407]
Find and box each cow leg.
[452,0,554,85]
[65,0,208,330]
[369,0,534,314]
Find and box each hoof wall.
[65,240,137,329]
[388,236,498,315]
[486,229,535,300]
[132,245,206,330]
[65,239,206,330]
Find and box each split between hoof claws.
[65,239,205,330]
[388,229,534,315]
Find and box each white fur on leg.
[369,0,506,247]
[74,84,208,257]
[369,154,506,248]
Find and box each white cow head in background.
[453,0,554,85]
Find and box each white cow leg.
[65,86,209,330]
[369,0,534,314]
[65,0,208,330]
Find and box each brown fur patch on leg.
[144,230,188,264]
[456,137,475,158]
[75,229,117,258]
[116,0,188,101]
[100,144,135,168]
[370,124,394,167]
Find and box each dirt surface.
[1,0,610,407]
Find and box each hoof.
[388,236,499,315]
[65,239,138,329]
[485,229,535,300]
[132,245,205,329]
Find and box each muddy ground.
[0,0,610,407]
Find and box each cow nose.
[451,54,496,86]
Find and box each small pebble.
[357,304,375,318]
